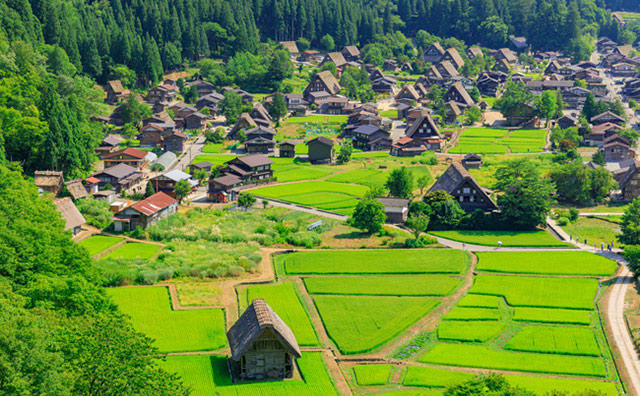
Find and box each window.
[463,188,470,194]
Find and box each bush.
[405,235,438,248]
[568,208,579,223]
[75,198,113,229]
[556,217,569,226]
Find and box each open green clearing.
[513,307,592,325]
[442,307,501,321]
[313,295,440,354]
[241,282,319,346]
[251,181,369,215]
[162,353,338,396]
[202,143,225,153]
[352,364,392,385]
[560,216,621,247]
[192,154,236,165]
[457,294,500,308]
[429,230,571,247]
[476,251,617,276]
[107,287,226,353]
[437,321,505,342]
[469,275,599,309]
[449,128,547,154]
[100,242,161,260]
[303,275,462,296]
[277,249,469,275]
[402,366,617,395]
[78,235,124,256]
[380,109,398,118]
[419,344,606,377]
[505,325,600,356]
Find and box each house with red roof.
[103,147,149,169]
[112,192,178,232]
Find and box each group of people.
[569,235,614,252]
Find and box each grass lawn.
[251,181,369,215]
[277,249,469,275]
[482,97,497,108]
[192,154,236,166]
[442,307,501,321]
[313,295,440,354]
[419,343,606,377]
[202,143,225,153]
[161,352,339,396]
[437,321,505,342]
[240,282,319,346]
[505,325,600,356]
[78,235,124,256]
[100,242,161,260]
[107,287,226,353]
[352,364,392,386]
[559,217,621,247]
[429,230,570,247]
[380,109,398,118]
[476,251,617,276]
[303,275,463,296]
[469,275,599,310]
[577,203,628,214]
[513,307,592,325]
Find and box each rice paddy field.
[429,230,571,247]
[504,326,600,356]
[107,287,227,353]
[437,321,505,342]
[78,235,124,256]
[476,251,617,276]
[100,242,162,260]
[303,275,462,296]
[352,364,392,385]
[513,307,592,325]
[449,127,547,154]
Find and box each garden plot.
[161,353,339,396]
[240,282,319,346]
[476,251,617,276]
[78,235,124,256]
[449,128,547,154]
[513,307,592,325]
[100,242,161,260]
[419,344,607,377]
[107,287,226,353]
[303,275,462,296]
[313,295,440,354]
[469,275,599,309]
[278,249,469,275]
[352,364,393,386]
[437,321,505,342]
[429,230,570,247]
[505,325,600,356]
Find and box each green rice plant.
[476,251,617,276]
[469,275,599,310]
[303,275,462,296]
[279,249,469,275]
[100,242,161,260]
[462,127,510,138]
[513,307,592,325]
[457,294,500,309]
[192,154,236,165]
[375,391,444,396]
[428,230,571,247]
[202,143,224,153]
[402,366,473,388]
[161,352,339,396]
[504,325,600,356]
[107,287,226,353]
[437,321,505,342]
[419,344,607,377]
[326,168,388,188]
[352,364,392,386]
[313,295,440,354]
[244,282,319,346]
[442,307,500,321]
[503,374,618,396]
[78,235,124,256]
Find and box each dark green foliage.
[338,142,353,164]
[75,198,113,229]
[385,166,414,198]
[269,92,288,126]
[349,198,386,234]
[173,180,191,203]
[618,197,640,246]
[444,374,536,396]
[120,94,151,125]
[624,245,640,278]
[549,162,615,205]
[238,192,257,210]
[145,181,155,198]
[220,91,243,125]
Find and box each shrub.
[405,235,438,248]
[556,217,569,226]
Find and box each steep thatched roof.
[65,179,89,200]
[54,197,86,231]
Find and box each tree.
[385,167,414,198]
[417,175,431,196]
[405,212,430,239]
[465,106,482,125]
[618,197,640,246]
[269,92,288,126]
[582,92,598,120]
[549,162,614,205]
[537,90,558,127]
[349,199,386,234]
[620,129,639,147]
[592,150,606,166]
[173,180,191,203]
[145,181,155,198]
[262,199,269,209]
[296,38,310,52]
[192,169,208,186]
[205,128,225,143]
[624,245,640,278]
[444,374,537,396]
[121,95,151,125]
[338,142,353,164]
[220,91,243,125]
[550,127,582,150]
[238,192,257,210]
[479,16,509,48]
[182,85,198,103]
[495,81,537,119]
[320,34,335,51]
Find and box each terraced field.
[78,235,124,256]
[449,127,547,154]
[100,242,162,260]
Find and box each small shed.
[35,170,64,196]
[279,141,296,158]
[306,137,335,164]
[376,197,410,224]
[461,153,483,169]
[227,299,301,382]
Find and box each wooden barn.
[227,299,301,382]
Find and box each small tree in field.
[144,181,155,198]
[262,199,269,209]
[173,180,191,204]
[349,198,386,234]
[405,212,430,239]
[238,192,256,211]
[417,175,430,196]
[338,142,353,164]
[385,167,414,198]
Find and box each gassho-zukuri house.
[226,299,302,382]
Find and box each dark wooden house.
[34,170,64,196]
[376,197,410,223]
[461,153,483,169]
[279,141,296,158]
[405,112,442,150]
[303,71,342,102]
[307,136,335,164]
[163,132,187,153]
[227,299,301,381]
[423,43,445,63]
[428,162,498,212]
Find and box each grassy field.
[270,158,334,182]
[100,242,161,260]
[241,282,319,346]
[469,275,599,309]
[78,235,124,256]
[380,109,398,118]
[457,294,500,309]
[161,353,339,396]
[325,168,390,188]
[449,128,547,154]
[352,364,392,385]
[476,251,617,276]
[107,287,226,352]
[313,295,440,354]
[560,217,621,247]
[429,230,570,247]
[513,307,592,325]
[437,321,505,342]
[251,181,369,215]
[278,249,469,275]
[202,143,225,153]
[286,115,348,124]
[419,344,607,377]
[303,275,462,296]
[442,307,501,321]
[505,325,600,356]
[192,154,236,166]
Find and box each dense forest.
[604,0,640,12]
